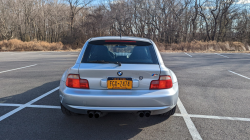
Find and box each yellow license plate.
[107,78,132,89]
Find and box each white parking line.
[9,52,39,55]
[215,53,229,58]
[0,103,61,109]
[0,87,59,122]
[228,70,250,80]
[28,105,61,109]
[67,53,77,55]
[189,114,250,122]
[177,98,202,140]
[184,52,192,57]
[0,64,37,74]
[10,52,36,55]
[173,113,183,117]
[39,53,50,55]
[0,103,22,107]
[2,102,250,123]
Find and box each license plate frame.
[107,77,133,89]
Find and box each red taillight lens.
[66,74,89,89]
[150,75,173,89]
[79,79,89,89]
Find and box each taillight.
[150,75,173,89]
[66,74,89,89]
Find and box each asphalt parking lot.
[0,51,250,140]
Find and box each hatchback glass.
[82,40,158,64]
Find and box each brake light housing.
[105,40,136,43]
[150,75,173,89]
[66,74,89,89]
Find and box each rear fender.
[159,65,177,83]
[61,64,80,82]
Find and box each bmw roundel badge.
[117,71,123,76]
[139,76,143,80]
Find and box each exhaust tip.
[95,112,101,118]
[138,112,144,117]
[88,111,94,118]
[145,111,151,117]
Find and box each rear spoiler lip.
[88,40,152,46]
[89,36,152,43]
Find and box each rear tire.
[61,103,72,116]
[161,105,176,117]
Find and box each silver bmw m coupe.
[59,36,179,118]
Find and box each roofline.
[89,36,152,43]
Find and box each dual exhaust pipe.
[137,111,151,118]
[88,111,101,118]
[88,111,151,118]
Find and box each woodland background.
[0,0,250,52]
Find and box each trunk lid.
[78,63,160,89]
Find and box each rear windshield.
[81,40,158,64]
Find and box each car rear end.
[59,36,179,118]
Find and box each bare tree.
[65,0,94,34]
[0,0,249,48]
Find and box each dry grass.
[154,42,166,52]
[1,39,249,53]
[164,41,249,52]
[0,39,64,51]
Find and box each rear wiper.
[89,60,109,63]
[115,62,122,66]
[89,60,121,66]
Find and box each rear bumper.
[59,81,179,115]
